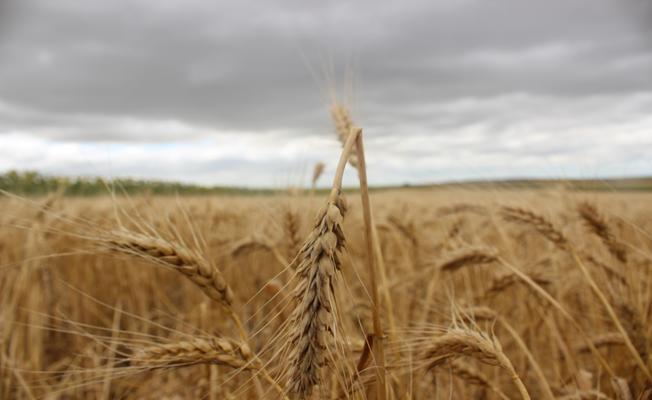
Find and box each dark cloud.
[1,0,651,131]
[0,0,650,184]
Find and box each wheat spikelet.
[501,206,568,249]
[103,229,234,307]
[578,202,628,263]
[286,195,348,399]
[330,103,359,168]
[131,337,259,370]
[439,248,498,273]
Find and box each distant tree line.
[0,170,273,196]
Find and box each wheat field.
[1,109,651,400]
[1,183,651,399]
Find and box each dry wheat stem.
[354,128,387,400]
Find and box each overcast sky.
[0,0,651,187]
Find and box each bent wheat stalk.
[331,102,396,336]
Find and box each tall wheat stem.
[353,128,387,400]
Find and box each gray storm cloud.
[0,0,650,186]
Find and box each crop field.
[2,0,650,398]
[1,181,651,399]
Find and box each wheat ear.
[423,327,531,400]
[439,247,498,273]
[500,206,568,249]
[133,337,287,398]
[577,202,628,263]
[330,103,358,168]
[103,230,233,308]
[285,128,358,399]
[131,337,259,370]
[311,162,325,192]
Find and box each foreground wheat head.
[286,195,348,398]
